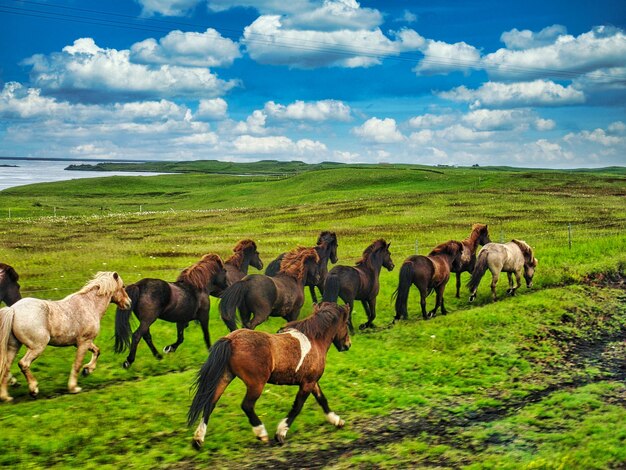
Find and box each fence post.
[139,205,142,213]
[568,223,572,249]
[414,239,419,254]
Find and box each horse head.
[512,240,538,288]
[475,224,491,246]
[0,263,22,306]
[330,303,351,352]
[109,272,132,310]
[382,241,394,271]
[246,242,264,271]
[317,231,338,264]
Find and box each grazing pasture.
[0,165,624,468]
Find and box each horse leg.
[142,329,163,360]
[81,340,100,377]
[506,272,514,295]
[18,344,47,398]
[275,383,313,445]
[359,298,376,330]
[197,308,211,350]
[420,287,428,320]
[512,270,522,296]
[455,272,462,298]
[346,300,355,334]
[193,371,234,448]
[490,269,500,302]
[312,383,345,429]
[123,319,153,368]
[0,338,20,402]
[309,285,318,304]
[164,322,186,354]
[240,383,269,443]
[247,305,271,330]
[68,341,91,394]
[429,286,443,318]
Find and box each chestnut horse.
[322,239,394,331]
[220,247,320,331]
[0,263,21,307]
[0,272,131,401]
[188,302,351,448]
[265,231,338,303]
[114,254,227,368]
[393,240,464,321]
[450,224,491,298]
[213,239,264,297]
[468,240,538,302]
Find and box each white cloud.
[535,118,556,131]
[564,128,623,147]
[173,132,219,145]
[24,38,238,102]
[353,117,404,143]
[408,129,434,144]
[500,25,567,50]
[137,0,203,16]
[408,113,453,128]
[398,10,417,24]
[130,29,241,68]
[333,150,360,162]
[439,80,585,108]
[231,134,327,155]
[413,39,481,75]
[233,110,268,135]
[206,0,312,14]
[264,99,351,121]
[196,98,228,120]
[283,0,382,32]
[608,121,626,133]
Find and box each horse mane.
[226,239,257,267]
[511,239,537,267]
[429,240,463,257]
[0,263,19,282]
[177,253,225,290]
[79,271,123,296]
[356,239,387,267]
[316,231,337,246]
[283,302,344,340]
[279,246,319,281]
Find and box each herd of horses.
[0,224,538,447]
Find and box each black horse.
[0,263,21,307]
[322,239,394,332]
[265,231,338,303]
[114,254,227,368]
[220,247,320,331]
[212,239,263,297]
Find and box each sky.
[0,0,625,168]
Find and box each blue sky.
[1,0,625,167]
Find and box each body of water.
[0,159,164,191]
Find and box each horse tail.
[219,281,247,331]
[114,284,139,354]
[393,261,414,320]
[264,254,283,277]
[322,273,340,303]
[467,251,489,294]
[0,306,15,380]
[187,338,232,426]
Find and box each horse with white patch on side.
[188,301,351,447]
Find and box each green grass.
[0,165,624,468]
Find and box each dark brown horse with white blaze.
[0,263,21,307]
[220,246,320,331]
[114,254,227,368]
[265,231,338,303]
[450,224,491,298]
[322,239,394,332]
[393,240,464,321]
[212,239,263,297]
[188,302,351,447]
[468,240,538,302]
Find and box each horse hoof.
[123,360,131,369]
[29,389,39,398]
[156,354,163,361]
[163,346,174,354]
[274,434,285,446]
[192,439,203,450]
[8,376,18,386]
[469,295,475,302]
[0,395,14,403]
[69,386,82,394]
[358,323,369,330]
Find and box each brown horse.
[213,239,264,297]
[393,240,464,321]
[468,240,538,302]
[220,247,320,331]
[114,254,227,368]
[188,302,351,448]
[450,224,491,298]
[0,263,21,307]
[0,272,131,401]
[265,231,338,303]
[322,239,394,332]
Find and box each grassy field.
[0,165,624,469]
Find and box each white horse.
[0,272,131,402]
[468,240,538,302]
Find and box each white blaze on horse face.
[276,418,289,439]
[253,424,268,440]
[284,329,311,372]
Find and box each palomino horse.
[393,240,464,321]
[220,247,320,331]
[265,231,338,303]
[0,272,131,401]
[189,302,351,447]
[468,240,538,302]
[213,239,263,297]
[450,224,491,298]
[0,263,21,307]
[114,254,227,368]
[322,239,394,331]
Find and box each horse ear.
[387,242,391,248]
[113,272,119,280]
